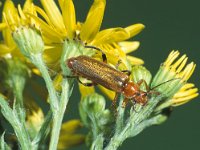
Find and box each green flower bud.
[154,114,168,125]
[98,109,113,126]
[79,93,106,127]
[81,93,106,114]
[131,66,152,91]
[12,26,44,58]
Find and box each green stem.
[49,79,70,150]
[129,114,167,137]
[105,96,163,150]
[105,115,164,150]
[30,53,65,149]
[31,54,59,112]
[0,96,32,150]
[90,134,104,150]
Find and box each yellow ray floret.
[27,0,144,68]
[163,50,196,82]
[171,83,199,106]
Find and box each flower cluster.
[0,0,198,150]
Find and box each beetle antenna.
[150,78,182,90]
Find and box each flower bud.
[12,26,44,58]
[131,65,152,91]
[151,51,196,99]
[79,93,106,126]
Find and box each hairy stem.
[31,54,59,112]
[49,79,70,150]
[105,96,163,150]
[0,96,32,150]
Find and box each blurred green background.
[1,0,200,149]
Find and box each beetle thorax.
[123,81,148,105]
[123,81,139,98]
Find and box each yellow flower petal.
[179,62,196,81]
[53,74,63,91]
[79,83,95,98]
[164,50,180,67]
[23,0,38,25]
[92,27,129,45]
[127,55,144,65]
[61,120,82,134]
[58,119,84,149]
[27,13,63,42]
[174,88,198,98]
[32,68,40,76]
[34,6,54,27]
[176,57,188,73]
[80,0,106,42]
[172,93,198,106]
[3,0,20,25]
[2,27,16,48]
[58,134,85,149]
[118,41,140,53]
[0,23,7,30]
[2,1,20,47]
[62,0,76,39]
[41,0,66,33]
[98,85,115,100]
[23,0,33,11]
[125,23,145,39]
[17,4,30,25]
[58,0,64,10]
[26,108,44,133]
[170,54,187,72]
[179,83,195,90]
[0,44,14,55]
[43,46,62,69]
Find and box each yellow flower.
[58,120,85,149]
[24,0,144,98]
[28,0,144,69]
[152,50,198,109]
[0,0,37,58]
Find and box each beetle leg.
[64,75,96,86]
[78,77,96,87]
[121,70,131,76]
[112,93,119,116]
[115,60,131,76]
[63,75,78,78]
[112,93,119,108]
[122,98,129,108]
[137,79,150,91]
[131,100,139,113]
[85,45,107,63]
[115,59,122,69]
